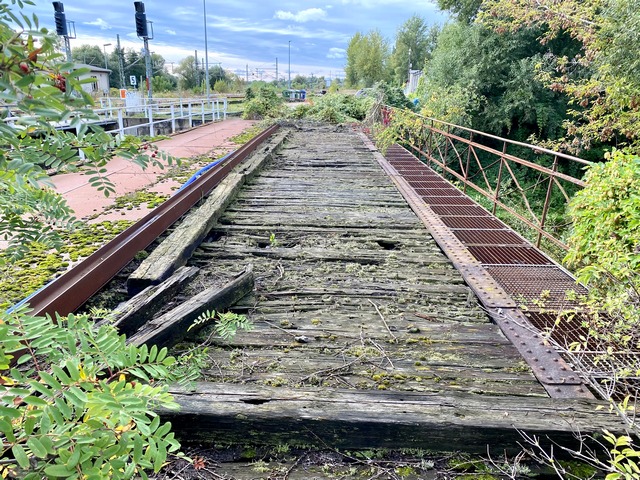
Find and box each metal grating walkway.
[362,138,593,399]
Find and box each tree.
[415,19,568,140]
[436,0,483,23]
[71,44,103,67]
[388,16,438,86]
[345,30,390,87]
[124,48,147,87]
[478,0,640,154]
[175,55,199,90]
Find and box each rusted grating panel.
[420,196,478,207]
[469,246,553,265]
[525,311,591,348]
[415,187,466,196]
[486,265,588,309]
[403,175,439,182]
[454,229,528,246]
[430,205,491,217]
[389,162,422,168]
[440,216,506,229]
[395,169,433,176]
[410,181,457,189]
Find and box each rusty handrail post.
[463,132,473,194]
[537,156,559,248]
[493,142,507,215]
[426,120,434,167]
[442,124,450,179]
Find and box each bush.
[242,86,287,119]
[564,149,640,339]
[292,93,374,123]
[0,308,185,479]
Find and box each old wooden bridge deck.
[130,123,620,453]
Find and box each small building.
[282,89,306,101]
[73,63,111,95]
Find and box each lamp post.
[288,40,291,89]
[203,0,210,99]
[103,43,111,69]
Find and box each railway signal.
[132,2,154,100]
[51,2,75,61]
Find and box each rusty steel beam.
[26,124,280,318]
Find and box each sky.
[27,0,449,81]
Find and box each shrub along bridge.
[30,120,626,453]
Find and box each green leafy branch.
[0,306,187,479]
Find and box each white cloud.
[326,47,346,59]
[166,29,176,35]
[83,18,110,30]
[274,8,327,23]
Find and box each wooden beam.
[107,266,199,336]
[161,382,624,454]
[128,265,254,347]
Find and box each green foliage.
[188,309,253,340]
[388,16,438,86]
[564,149,640,333]
[242,85,287,120]
[213,79,229,93]
[0,306,184,479]
[151,74,177,93]
[416,20,568,139]
[291,93,373,123]
[479,0,640,154]
[345,30,391,88]
[436,0,483,23]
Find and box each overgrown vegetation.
[242,85,288,120]
[0,308,185,479]
[0,221,133,310]
[291,93,373,123]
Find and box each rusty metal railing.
[381,108,593,250]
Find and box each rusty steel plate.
[485,265,588,309]
[430,205,491,217]
[454,229,528,246]
[469,246,554,265]
[490,308,593,397]
[440,216,506,229]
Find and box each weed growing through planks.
[188,309,253,340]
[269,232,278,248]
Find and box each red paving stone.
[50,118,256,221]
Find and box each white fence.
[2,96,229,139]
[96,96,228,138]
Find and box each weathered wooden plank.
[128,266,254,347]
[127,130,289,294]
[194,245,452,266]
[161,383,622,453]
[108,266,199,336]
